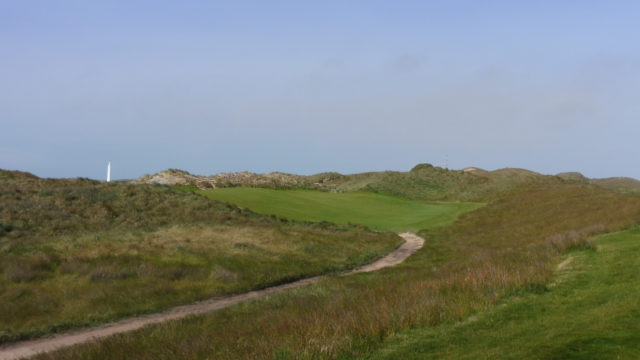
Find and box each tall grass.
[0,170,400,344]
[369,226,640,359]
[35,183,640,359]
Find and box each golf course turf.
[197,187,483,232]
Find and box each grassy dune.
[147,163,568,201]
[321,165,561,201]
[0,171,400,343]
[39,184,640,359]
[369,227,640,359]
[196,187,482,232]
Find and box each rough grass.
[590,177,640,194]
[0,170,401,344]
[368,227,640,359]
[37,184,640,359]
[344,165,565,201]
[195,187,482,232]
[145,163,567,202]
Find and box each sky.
[2,1,639,180]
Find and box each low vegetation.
[139,164,640,203]
[369,227,640,359]
[137,164,567,202]
[0,170,400,344]
[326,165,560,201]
[558,171,640,194]
[38,183,640,359]
[194,187,482,232]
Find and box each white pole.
[107,162,111,182]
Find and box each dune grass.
[320,164,561,201]
[196,187,482,232]
[367,227,640,359]
[38,184,640,359]
[161,163,563,202]
[0,171,400,344]
[0,224,400,345]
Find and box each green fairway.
[366,227,640,360]
[197,188,482,232]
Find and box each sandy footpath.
[0,232,424,360]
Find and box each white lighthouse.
[107,161,111,182]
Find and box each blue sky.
[2,1,639,180]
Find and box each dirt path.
[0,232,424,360]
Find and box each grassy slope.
[0,170,400,344]
[326,165,561,202]
[39,184,640,359]
[368,227,640,359]
[591,177,640,194]
[196,187,482,232]
[557,172,640,194]
[144,164,640,202]
[144,164,567,202]
[324,165,558,202]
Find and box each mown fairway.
[197,188,482,232]
[368,227,640,359]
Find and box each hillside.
[1,169,248,238]
[369,227,640,359]
[135,165,640,201]
[7,165,640,357]
[43,180,640,359]
[0,169,400,343]
[131,169,309,189]
[134,164,568,201]
[557,171,640,194]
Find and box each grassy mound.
[136,164,568,202]
[139,163,640,202]
[326,165,562,201]
[557,171,640,194]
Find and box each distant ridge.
[556,171,640,194]
[556,172,589,182]
[591,177,640,192]
[132,164,562,201]
[131,165,640,200]
[131,169,309,189]
[4,164,638,203]
[0,169,39,180]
